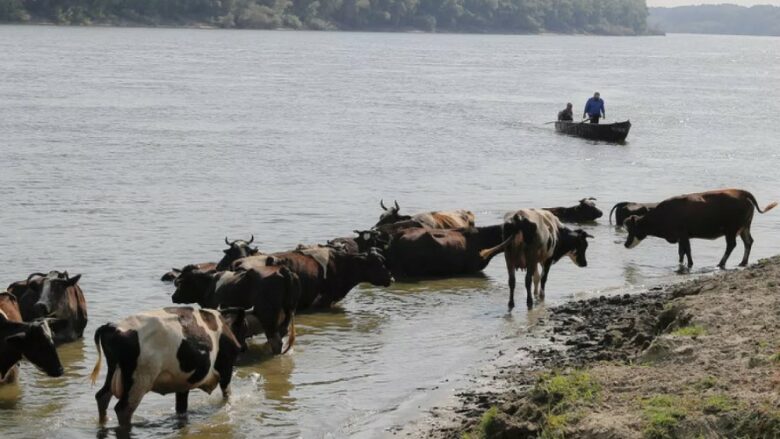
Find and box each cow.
[161,263,217,282]
[160,236,257,282]
[171,264,300,355]
[381,225,506,277]
[7,271,87,343]
[609,201,658,226]
[375,200,476,229]
[544,198,603,223]
[257,247,393,310]
[623,189,777,269]
[216,235,260,271]
[327,230,388,254]
[480,209,593,310]
[89,306,247,426]
[1,304,64,384]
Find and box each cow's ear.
[249,247,259,255]
[67,274,82,286]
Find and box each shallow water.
[0,26,779,438]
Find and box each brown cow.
[382,225,505,277]
[480,209,592,310]
[544,198,603,223]
[172,264,300,355]
[624,189,777,269]
[375,200,475,229]
[260,248,393,310]
[8,271,87,343]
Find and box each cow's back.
[413,210,475,229]
[0,293,22,322]
[507,209,561,262]
[654,190,754,238]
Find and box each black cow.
[544,198,603,223]
[1,313,64,384]
[609,201,658,226]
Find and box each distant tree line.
[0,0,649,34]
[649,5,780,36]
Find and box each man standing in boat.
[558,103,573,121]
[583,92,605,124]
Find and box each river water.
[0,26,778,438]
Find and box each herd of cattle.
[0,188,775,427]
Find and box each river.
[0,26,778,438]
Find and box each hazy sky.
[648,0,780,6]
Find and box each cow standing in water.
[90,306,247,426]
[480,209,593,310]
[375,200,476,229]
[0,295,64,384]
[6,271,87,343]
[623,189,777,269]
[544,198,603,223]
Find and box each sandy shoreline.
[404,256,780,438]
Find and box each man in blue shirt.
[583,92,605,124]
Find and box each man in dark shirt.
[583,92,605,124]
[558,103,573,121]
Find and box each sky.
[648,0,780,6]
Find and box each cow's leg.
[681,237,693,268]
[524,269,534,309]
[739,228,754,267]
[540,259,553,299]
[678,241,686,265]
[532,265,541,298]
[175,391,189,415]
[95,363,116,423]
[505,253,515,310]
[718,233,737,269]
[115,374,150,427]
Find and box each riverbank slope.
[416,256,780,438]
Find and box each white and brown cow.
[480,209,593,310]
[375,200,476,230]
[1,295,64,384]
[90,306,247,426]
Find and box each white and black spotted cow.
[89,306,248,426]
[480,209,593,310]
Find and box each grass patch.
[462,406,499,439]
[641,395,687,439]
[770,352,780,363]
[693,375,717,391]
[671,325,706,337]
[702,394,735,414]
[534,370,599,438]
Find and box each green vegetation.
[649,4,780,36]
[534,370,599,438]
[671,325,705,337]
[692,375,717,391]
[641,395,687,439]
[462,406,499,439]
[0,0,650,34]
[770,352,780,363]
[702,394,734,414]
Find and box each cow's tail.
[282,314,296,355]
[90,324,111,385]
[746,192,778,214]
[281,267,299,355]
[609,202,627,225]
[479,235,515,261]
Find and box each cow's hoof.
[507,302,515,311]
[738,262,748,267]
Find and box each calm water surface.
[0,27,779,438]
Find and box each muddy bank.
[411,256,780,438]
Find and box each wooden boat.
[554,120,631,142]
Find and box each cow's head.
[361,248,394,287]
[577,198,603,221]
[219,307,248,352]
[172,265,215,306]
[33,271,82,321]
[624,216,646,249]
[217,235,259,271]
[353,229,390,253]
[1,317,64,377]
[567,229,594,267]
[375,200,412,227]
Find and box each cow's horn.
[380,199,387,210]
[225,237,231,246]
[248,234,254,244]
[394,200,399,210]
[26,272,46,283]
